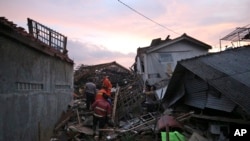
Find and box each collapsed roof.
[74,61,132,88]
[164,45,250,116]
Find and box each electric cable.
[117,0,180,35]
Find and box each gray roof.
[165,45,250,115]
[146,33,212,53]
[137,33,212,55]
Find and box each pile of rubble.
[50,77,195,141]
[51,73,194,141]
[50,68,246,141]
[50,74,164,141]
[50,98,196,141]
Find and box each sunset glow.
[1,0,249,68]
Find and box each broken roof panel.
[206,92,236,112]
[184,46,250,87]
[165,45,250,115]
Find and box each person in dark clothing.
[84,78,97,110]
[144,85,157,112]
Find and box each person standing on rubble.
[95,85,113,106]
[102,76,113,104]
[95,86,107,101]
[102,76,112,96]
[92,93,112,139]
[144,85,157,112]
[84,78,97,110]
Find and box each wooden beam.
[54,110,74,132]
[112,86,120,123]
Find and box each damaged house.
[163,45,250,140]
[52,61,146,140]
[74,61,132,89]
[0,17,74,141]
[73,61,143,122]
[134,33,211,99]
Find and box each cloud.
[1,0,250,69]
[67,40,136,69]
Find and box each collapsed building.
[53,61,149,140]
[133,33,212,100]
[74,61,132,89]
[163,45,250,141]
[52,34,214,141]
[73,61,145,122]
[57,26,250,141]
[161,26,250,140]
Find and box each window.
[159,53,173,62]
[16,82,43,91]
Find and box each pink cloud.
[1,0,250,69]
[67,40,135,69]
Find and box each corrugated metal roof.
[206,92,236,112]
[184,91,207,109]
[165,46,250,115]
[184,76,208,109]
[185,77,208,94]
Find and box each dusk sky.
[1,0,250,69]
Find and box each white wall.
[141,41,209,85]
[155,41,209,74]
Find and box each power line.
[117,0,180,35]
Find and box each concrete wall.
[0,36,74,141]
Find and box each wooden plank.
[112,86,120,123]
[54,110,74,131]
[76,109,81,124]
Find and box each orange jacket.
[95,89,108,101]
[92,98,112,118]
[102,77,112,95]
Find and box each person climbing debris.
[92,93,112,140]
